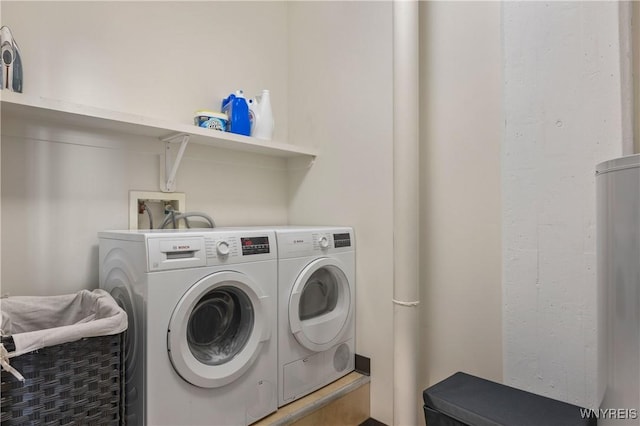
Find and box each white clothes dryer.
[275,226,355,407]
[99,229,277,425]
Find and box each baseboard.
[355,353,370,376]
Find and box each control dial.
[318,235,330,249]
[216,240,230,257]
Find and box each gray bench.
[423,372,597,426]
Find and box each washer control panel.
[204,233,273,264]
[215,240,232,257]
[147,237,207,271]
[240,236,271,255]
[205,236,239,259]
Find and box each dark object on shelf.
[0,26,23,93]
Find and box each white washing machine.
[275,226,355,407]
[98,229,278,425]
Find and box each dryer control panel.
[333,232,351,248]
[276,227,354,259]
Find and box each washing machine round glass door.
[167,271,270,388]
[289,258,352,352]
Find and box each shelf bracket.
[161,133,190,193]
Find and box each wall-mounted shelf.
[0,91,318,159]
[1,92,317,192]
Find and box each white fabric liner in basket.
[0,289,128,358]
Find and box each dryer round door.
[168,271,270,388]
[289,257,353,352]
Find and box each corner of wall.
[633,1,640,154]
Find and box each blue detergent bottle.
[221,90,251,136]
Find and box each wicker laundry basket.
[0,290,127,426]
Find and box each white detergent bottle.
[250,89,274,141]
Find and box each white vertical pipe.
[393,1,420,425]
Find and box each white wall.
[12,0,629,422]
[286,2,394,424]
[634,2,640,155]
[2,1,289,138]
[503,2,628,408]
[418,0,503,398]
[1,1,291,296]
[1,120,289,296]
[2,2,397,424]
